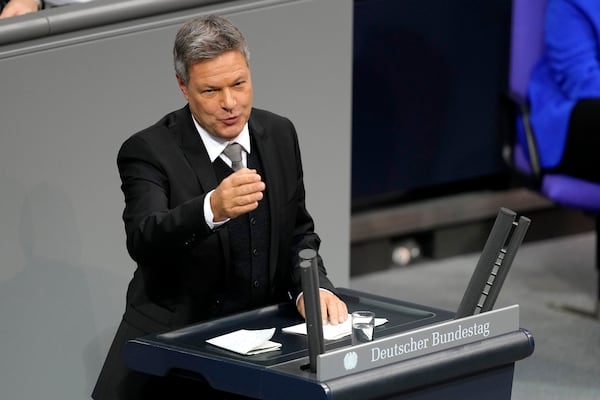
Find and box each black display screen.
[352,0,512,209]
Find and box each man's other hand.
[297,290,348,325]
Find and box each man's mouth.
[221,116,239,126]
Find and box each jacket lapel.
[175,105,231,275]
[176,105,219,191]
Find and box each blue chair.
[508,0,600,318]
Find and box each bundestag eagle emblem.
[343,351,358,370]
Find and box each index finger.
[321,294,348,325]
[229,168,262,183]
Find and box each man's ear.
[176,74,189,99]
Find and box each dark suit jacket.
[92,105,335,399]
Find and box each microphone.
[298,248,325,373]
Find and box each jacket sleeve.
[117,134,212,264]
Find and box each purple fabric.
[515,143,600,211]
[511,0,600,212]
[541,175,600,212]
[509,0,547,101]
[528,0,600,168]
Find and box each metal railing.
[0,0,225,46]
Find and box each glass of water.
[351,310,375,345]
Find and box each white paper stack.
[206,328,281,356]
[282,314,388,340]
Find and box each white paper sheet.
[282,314,388,340]
[206,328,282,355]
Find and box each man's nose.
[221,89,236,110]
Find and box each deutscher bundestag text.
[371,322,491,362]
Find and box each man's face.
[178,50,253,140]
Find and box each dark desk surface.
[128,288,454,369]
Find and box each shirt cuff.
[295,288,333,305]
[204,190,229,230]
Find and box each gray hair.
[173,15,250,86]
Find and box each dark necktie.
[223,142,244,171]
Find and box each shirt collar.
[191,113,251,163]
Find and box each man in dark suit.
[92,14,348,399]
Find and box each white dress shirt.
[190,114,250,229]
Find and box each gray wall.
[0,0,352,398]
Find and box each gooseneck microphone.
[298,248,325,373]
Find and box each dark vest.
[212,139,271,314]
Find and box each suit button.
[253,280,260,288]
[184,234,196,246]
[252,248,258,256]
[250,217,256,225]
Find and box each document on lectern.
[206,328,282,355]
[283,314,388,340]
